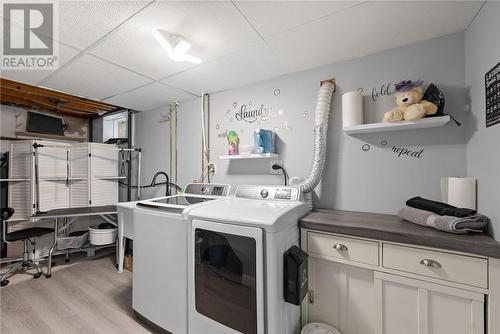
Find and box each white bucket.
[89,225,117,246]
[301,323,342,334]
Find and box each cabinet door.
[9,141,33,221]
[375,272,484,334]
[37,144,70,211]
[70,143,90,207]
[308,258,375,334]
[90,144,118,206]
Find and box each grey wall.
[177,32,468,215]
[134,107,172,198]
[92,117,104,143]
[465,1,500,240]
[177,98,202,188]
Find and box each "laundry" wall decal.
[234,103,271,123]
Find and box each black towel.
[406,196,477,217]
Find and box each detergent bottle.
[227,130,239,155]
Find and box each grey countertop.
[300,209,500,259]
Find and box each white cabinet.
[375,272,484,334]
[8,141,121,223]
[307,258,375,334]
[301,230,494,334]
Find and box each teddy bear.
[383,80,438,122]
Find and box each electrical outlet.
[270,159,283,175]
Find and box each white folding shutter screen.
[90,143,119,206]
[70,143,90,207]
[37,141,70,212]
[8,141,33,221]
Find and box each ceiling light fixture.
[153,29,202,64]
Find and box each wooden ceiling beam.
[1,92,97,118]
[2,89,97,114]
[1,84,115,110]
[1,78,115,108]
[0,78,120,117]
[1,94,30,106]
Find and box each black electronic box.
[283,245,309,305]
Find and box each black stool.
[0,208,54,287]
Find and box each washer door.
[191,219,264,334]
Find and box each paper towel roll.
[440,177,449,203]
[342,91,363,128]
[447,177,477,210]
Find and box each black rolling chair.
[0,208,54,287]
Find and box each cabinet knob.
[420,259,441,268]
[333,243,348,251]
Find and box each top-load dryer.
[132,183,230,334]
[187,185,309,334]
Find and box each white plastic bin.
[89,224,117,245]
[301,323,342,334]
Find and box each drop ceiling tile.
[57,1,151,50]
[265,1,483,75]
[162,1,481,94]
[161,43,286,94]
[234,0,363,37]
[89,0,262,79]
[42,53,151,100]
[103,82,195,111]
[0,16,80,85]
[0,41,80,85]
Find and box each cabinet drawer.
[308,232,379,265]
[382,243,488,289]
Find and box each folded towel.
[398,206,489,234]
[406,196,476,217]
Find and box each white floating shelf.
[220,153,279,160]
[343,115,450,135]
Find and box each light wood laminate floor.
[1,255,153,334]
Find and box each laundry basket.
[57,230,89,250]
[89,223,117,246]
[301,323,342,334]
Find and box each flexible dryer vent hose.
[291,80,335,209]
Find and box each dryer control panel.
[236,185,301,201]
[184,183,231,197]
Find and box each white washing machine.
[132,183,230,334]
[187,185,309,334]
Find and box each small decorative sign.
[485,62,500,128]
